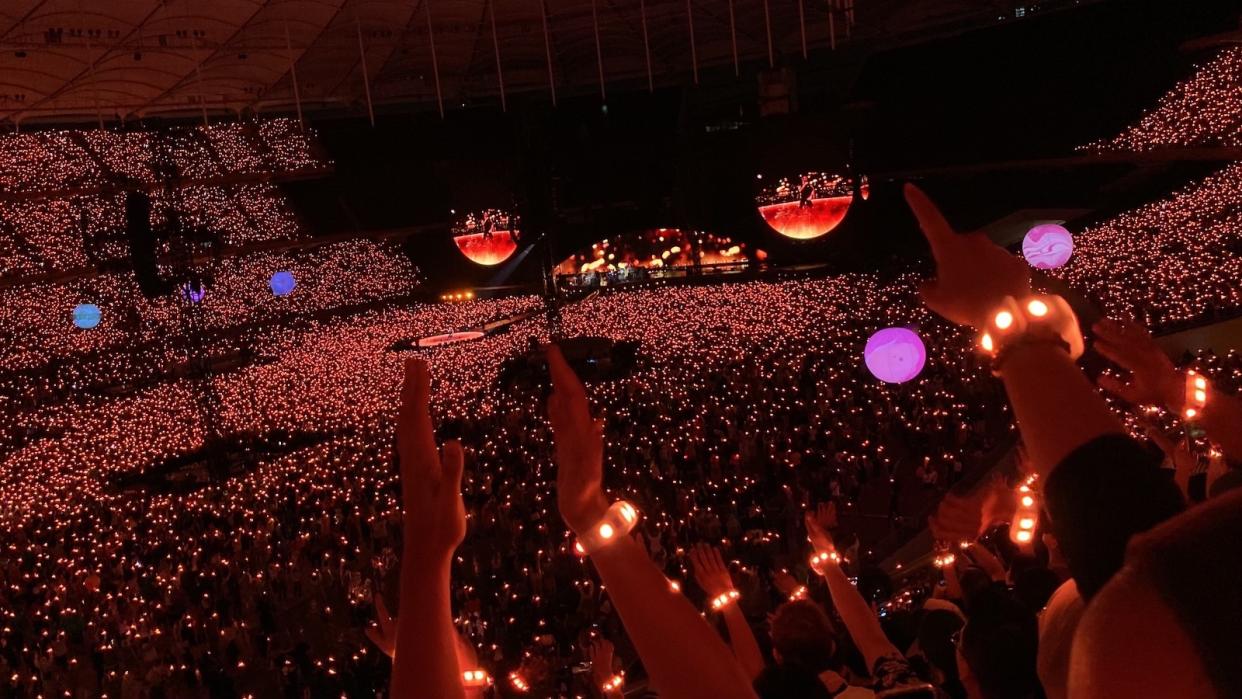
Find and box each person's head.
[753,663,834,699]
[918,609,965,683]
[1071,489,1242,698]
[956,587,1039,699]
[769,600,837,673]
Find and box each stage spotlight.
[73,303,102,329]
[755,171,853,240]
[451,209,520,266]
[269,271,296,296]
[864,327,926,384]
[1022,224,1074,269]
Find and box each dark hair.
[770,600,837,673]
[959,588,1040,699]
[753,664,834,699]
[917,609,965,681]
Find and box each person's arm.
[806,513,898,671]
[1095,317,1242,461]
[547,346,757,699]
[1142,422,1196,497]
[905,184,1183,601]
[391,359,467,699]
[587,637,626,699]
[690,544,766,681]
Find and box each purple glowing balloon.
[182,281,206,303]
[864,328,926,384]
[1022,224,1074,270]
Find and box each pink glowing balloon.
[1022,224,1074,270]
[864,328,926,384]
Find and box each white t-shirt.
[1038,579,1085,699]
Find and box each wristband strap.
[978,295,1083,376]
[573,501,640,556]
[1009,475,1040,545]
[788,585,809,601]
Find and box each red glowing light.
[758,197,853,240]
[417,331,486,348]
[453,231,519,267]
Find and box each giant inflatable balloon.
[864,327,927,384]
[1022,224,1074,270]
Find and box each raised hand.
[398,358,466,564]
[904,184,1032,328]
[366,592,396,658]
[813,501,839,532]
[1092,318,1182,410]
[928,473,1015,544]
[546,345,610,534]
[805,510,835,555]
[690,544,736,599]
[586,637,617,689]
[771,569,801,598]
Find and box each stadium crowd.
[2,42,1242,696]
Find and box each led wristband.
[1009,475,1040,545]
[708,589,741,612]
[573,501,640,556]
[1185,370,1209,420]
[809,550,840,573]
[462,669,493,688]
[788,585,809,601]
[978,295,1084,375]
[601,672,625,692]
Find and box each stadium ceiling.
[0,0,1082,127]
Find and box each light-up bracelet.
[809,550,840,574]
[788,585,809,601]
[1009,475,1040,545]
[978,295,1084,375]
[508,671,530,692]
[933,552,956,568]
[1184,370,1209,420]
[573,501,640,556]
[462,669,493,688]
[709,589,741,612]
[601,672,625,692]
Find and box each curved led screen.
[451,209,520,266]
[755,172,853,240]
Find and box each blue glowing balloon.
[864,327,926,384]
[269,271,296,297]
[73,304,102,330]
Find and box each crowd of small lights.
[1083,46,1242,152]
[1050,162,1242,330]
[0,270,1015,696]
[0,239,421,375]
[555,228,756,276]
[0,119,328,277]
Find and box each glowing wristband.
[1184,370,1209,420]
[601,672,625,692]
[978,295,1083,373]
[708,589,741,611]
[933,552,956,568]
[462,669,493,688]
[508,671,530,692]
[1009,475,1040,545]
[788,585,808,601]
[572,501,640,556]
[809,550,840,573]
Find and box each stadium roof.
[0,0,1088,126]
